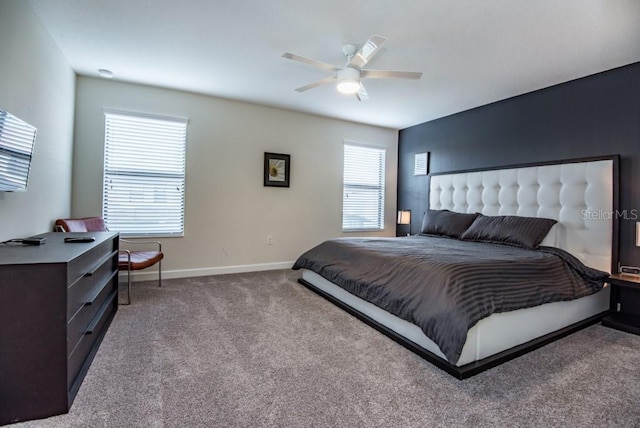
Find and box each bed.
[293,156,619,379]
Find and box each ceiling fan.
[282,35,422,101]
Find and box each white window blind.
[342,142,386,231]
[103,110,187,237]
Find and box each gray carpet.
[14,270,640,427]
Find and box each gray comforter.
[292,235,608,364]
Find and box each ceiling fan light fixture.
[337,79,360,94]
[336,67,361,94]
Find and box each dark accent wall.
[398,62,640,266]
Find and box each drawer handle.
[84,250,119,277]
[84,270,118,306]
[85,290,117,335]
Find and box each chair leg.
[127,265,132,304]
[119,266,132,305]
[118,254,161,303]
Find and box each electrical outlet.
[267,235,273,245]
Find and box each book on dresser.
[0,231,119,425]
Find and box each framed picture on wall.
[414,152,429,175]
[264,152,290,187]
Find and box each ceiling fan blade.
[356,83,369,101]
[360,70,423,80]
[349,35,386,69]
[282,52,340,72]
[294,76,336,92]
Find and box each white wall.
[0,1,76,241]
[73,77,398,278]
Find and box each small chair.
[54,217,163,305]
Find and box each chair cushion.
[119,251,164,270]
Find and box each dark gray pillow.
[420,209,478,238]
[460,214,557,249]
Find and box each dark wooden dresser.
[0,231,119,425]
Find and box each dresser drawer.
[67,250,118,320]
[67,289,117,390]
[67,239,116,287]
[67,272,117,357]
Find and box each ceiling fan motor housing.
[336,67,361,94]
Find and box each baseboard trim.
[120,261,295,282]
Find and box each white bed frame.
[299,156,618,378]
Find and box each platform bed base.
[298,278,607,380]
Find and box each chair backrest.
[55,217,108,232]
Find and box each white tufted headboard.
[429,158,616,273]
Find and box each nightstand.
[601,274,640,335]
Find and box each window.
[342,142,386,231]
[103,110,187,237]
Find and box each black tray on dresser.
[0,231,119,425]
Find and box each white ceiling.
[29,0,640,130]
